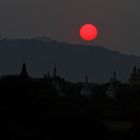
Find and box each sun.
[80,24,98,41]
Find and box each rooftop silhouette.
[0,62,140,139]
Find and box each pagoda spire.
[85,76,88,84]
[53,66,57,78]
[80,75,92,96]
[113,71,117,81]
[19,63,29,79]
[133,65,137,75]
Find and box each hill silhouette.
[0,38,140,82]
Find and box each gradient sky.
[0,0,139,55]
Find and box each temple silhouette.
[1,63,140,139]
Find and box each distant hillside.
[0,38,140,82]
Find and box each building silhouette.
[80,76,92,96]
[105,71,120,98]
[51,67,65,97]
[19,63,30,79]
[129,65,140,86]
[0,63,140,139]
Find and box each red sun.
[80,24,98,41]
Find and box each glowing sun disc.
[80,24,98,41]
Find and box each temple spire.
[80,76,92,96]
[19,63,29,79]
[53,66,57,78]
[85,76,88,84]
[133,65,137,75]
[113,71,117,81]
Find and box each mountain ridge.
[0,38,139,82]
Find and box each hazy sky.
[0,0,140,55]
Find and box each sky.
[0,0,140,55]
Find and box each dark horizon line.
[0,62,136,84]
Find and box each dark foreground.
[1,95,140,140]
